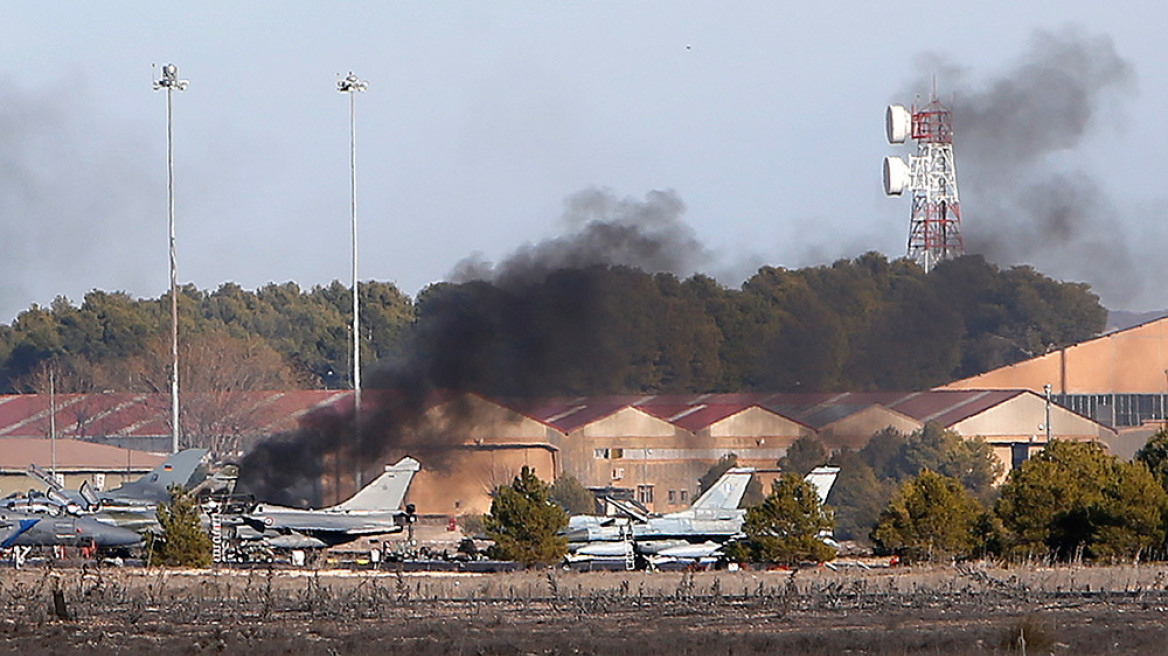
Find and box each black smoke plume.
[908,28,1138,305]
[236,188,709,504]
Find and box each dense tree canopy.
[996,440,1167,562]
[0,254,1106,396]
[871,470,985,562]
[779,434,830,476]
[827,423,1002,542]
[1135,427,1168,493]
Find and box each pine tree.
[150,485,212,568]
[726,474,836,565]
[871,469,983,562]
[485,467,568,565]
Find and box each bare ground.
[2,562,1167,654]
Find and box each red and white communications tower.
[882,94,964,272]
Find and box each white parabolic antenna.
[883,156,910,196]
[885,104,911,144]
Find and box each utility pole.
[154,63,188,454]
[1044,383,1053,443]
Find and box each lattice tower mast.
[882,93,964,272]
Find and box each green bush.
[996,440,1167,562]
[726,474,836,565]
[549,474,597,515]
[149,485,212,568]
[485,466,568,566]
[871,469,983,562]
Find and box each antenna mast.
[882,90,964,272]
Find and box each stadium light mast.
[154,63,188,454]
[338,71,368,479]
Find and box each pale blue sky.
[2,2,1165,321]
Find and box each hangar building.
[941,316,1168,457]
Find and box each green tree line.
[0,253,1105,395]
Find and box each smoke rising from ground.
[238,187,712,504]
[910,28,1139,305]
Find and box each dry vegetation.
[2,563,1167,654]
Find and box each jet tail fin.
[690,467,755,511]
[329,457,421,513]
[805,466,841,505]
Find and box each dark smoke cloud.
[0,81,160,321]
[907,28,1139,305]
[238,187,712,505]
[451,188,711,289]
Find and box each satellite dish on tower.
[883,156,910,196]
[886,105,911,144]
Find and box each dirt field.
[2,562,1167,655]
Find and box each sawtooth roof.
[0,388,1074,445]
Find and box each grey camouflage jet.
[0,507,142,550]
[236,457,421,550]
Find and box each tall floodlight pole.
[337,72,368,440]
[154,63,188,454]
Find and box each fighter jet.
[233,457,421,551]
[0,508,142,550]
[12,449,212,534]
[564,466,840,565]
[25,448,209,510]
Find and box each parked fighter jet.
[25,448,209,510]
[0,508,142,550]
[12,449,211,534]
[564,466,840,565]
[232,457,421,551]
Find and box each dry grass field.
[2,562,1167,654]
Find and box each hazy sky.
[2,2,1166,322]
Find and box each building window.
[593,448,609,459]
[611,448,624,459]
[680,490,688,503]
[668,490,676,504]
[1011,444,1030,471]
[612,467,625,480]
[637,485,654,505]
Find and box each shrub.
[549,474,597,515]
[726,474,836,565]
[485,466,568,565]
[150,485,212,567]
[871,469,983,562]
